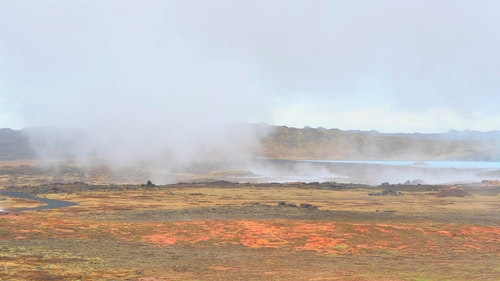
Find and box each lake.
[302,160,500,170]
[246,159,500,185]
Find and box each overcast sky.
[1,0,499,133]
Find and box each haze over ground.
[0,1,499,182]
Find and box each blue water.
[0,190,77,212]
[303,160,500,170]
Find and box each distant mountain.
[389,129,500,141]
[0,128,35,160]
[258,125,500,161]
[0,125,499,161]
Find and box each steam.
[243,161,349,183]
[1,1,500,183]
[24,124,271,183]
[245,159,500,185]
[0,1,274,182]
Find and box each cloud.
[1,0,499,134]
[271,99,500,133]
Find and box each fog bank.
[1,1,499,183]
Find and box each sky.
[1,0,500,133]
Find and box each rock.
[437,188,470,197]
[368,188,403,196]
[299,203,318,210]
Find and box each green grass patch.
[332,245,349,250]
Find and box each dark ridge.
[0,128,35,160]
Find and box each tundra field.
[0,161,499,280]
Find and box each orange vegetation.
[2,213,498,257]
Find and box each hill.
[0,128,35,160]
[0,125,499,161]
[258,126,500,161]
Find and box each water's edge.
[301,160,500,169]
[0,190,77,212]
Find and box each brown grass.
[0,160,499,280]
[1,182,499,280]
